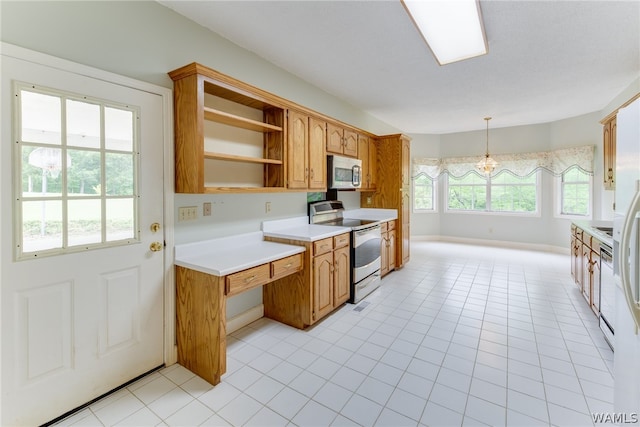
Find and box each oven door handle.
[354,224,381,237]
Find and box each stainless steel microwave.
[328,155,361,190]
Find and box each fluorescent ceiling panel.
[402,0,488,65]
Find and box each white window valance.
[412,157,442,179]
[413,145,594,179]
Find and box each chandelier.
[476,116,497,174]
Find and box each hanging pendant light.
[476,116,497,174]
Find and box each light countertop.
[174,231,306,276]
[175,209,399,276]
[262,216,350,242]
[573,220,614,248]
[343,208,397,222]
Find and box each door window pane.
[105,107,134,151]
[67,199,102,246]
[68,149,101,195]
[66,99,101,149]
[21,200,63,252]
[15,83,139,258]
[22,146,64,197]
[106,198,135,241]
[105,153,134,196]
[20,90,61,145]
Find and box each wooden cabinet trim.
[225,263,271,297]
[333,233,350,249]
[313,237,334,255]
[271,253,303,281]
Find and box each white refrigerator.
[613,96,640,414]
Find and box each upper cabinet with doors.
[327,122,358,157]
[287,110,326,190]
[362,134,411,268]
[169,62,286,193]
[601,93,640,191]
[358,134,377,191]
[602,115,616,190]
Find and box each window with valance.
[413,145,594,180]
[412,145,594,215]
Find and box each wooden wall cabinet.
[363,134,411,268]
[358,134,377,191]
[602,115,616,190]
[380,220,396,277]
[327,122,358,157]
[169,63,286,193]
[287,110,327,190]
[264,233,350,328]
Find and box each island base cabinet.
[264,234,350,329]
[175,266,226,386]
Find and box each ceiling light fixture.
[401,0,488,66]
[477,116,497,174]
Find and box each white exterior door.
[1,51,166,426]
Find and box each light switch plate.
[178,206,198,221]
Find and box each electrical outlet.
[366,196,372,205]
[178,206,198,221]
[265,201,271,213]
[203,202,212,216]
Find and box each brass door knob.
[150,222,161,232]
[150,241,163,252]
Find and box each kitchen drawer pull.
[244,275,256,283]
[285,262,292,268]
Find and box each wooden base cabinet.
[175,253,303,385]
[381,220,396,277]
[175,266,226,386]
[570,224,603,316]
[264,233,350,329]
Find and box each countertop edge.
[175,244,306,276]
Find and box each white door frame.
[0,42,177,367]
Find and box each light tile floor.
[55,241,614,426]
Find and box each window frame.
[412,174,438,213]
[445,171,541,216]
[556,166,593,219]
[14,82,141,260]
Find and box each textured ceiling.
[159,0,640,134]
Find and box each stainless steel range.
[309,200,382,303]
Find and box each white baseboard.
[226,304,264,334]
[411,235,569,255]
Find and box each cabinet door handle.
[310,169,314,179]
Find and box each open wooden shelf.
[204,107,283,133]
[204,151,283,165]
